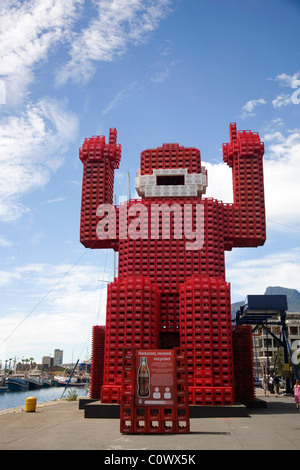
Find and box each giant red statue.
[79,123,265,405]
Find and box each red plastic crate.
[232,325,255,402]
[90,325,105,399]
[120,348,190,434]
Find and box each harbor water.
[0,386,89,411]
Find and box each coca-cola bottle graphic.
[137,357,150,397]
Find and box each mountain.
[264,286,300,312]
[231,286,300,317]
[231,300,246,317]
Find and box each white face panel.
[135,167,207,198]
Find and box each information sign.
[135,349,175,406]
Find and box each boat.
[0,376,8,393]
[42,378,53,388]
[7,376,29,391]
[54,376,89,387]
[28,370,51,389]
[27,376,43,390]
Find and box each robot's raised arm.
[223,123,266,248]
[79,128,121,249]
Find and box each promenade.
[0,388,299,451]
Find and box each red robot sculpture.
[79,123,265,405]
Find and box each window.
[156,175,185,186]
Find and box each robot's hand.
[223,123,264,167]
[79,128,121,170]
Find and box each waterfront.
[0,386,89,411]
[0,388,299,450]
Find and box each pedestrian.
[268,374,274,394]
[262,374,269,397]
[293,379,300,411]
[273,372,280,397]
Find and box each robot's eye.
[156,175,185,186]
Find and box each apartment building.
[253,312,300,377]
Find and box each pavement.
[0,388,299,452]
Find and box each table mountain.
[231,286,300,317]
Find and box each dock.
[0,388,299,451]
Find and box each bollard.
[25,397,37,412]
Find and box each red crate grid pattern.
[116,197,239,332]
[140,143,203,175]
[180,276,235,405]
[118,198,228,284]
[100,276,160,403]
[223,123,265,248]
[120,348,190,434]
[232,325,256,403]
[79,125,265,254]
[79,128,121,249]
[90,325,105,400]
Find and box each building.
[42,356,53,368]
[253,312,300,377]
[54,349,63,366]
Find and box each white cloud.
[203,161,233,203]
[45,197,68,204]
[0,0,172,94]
[102,81,138,115]
[240,98,266,118]
[149,60,178,83]
[0,236,13,248]
[0,98,79,222]
[0,261,112,362]
[275,72,300,88]
[0,269,19,285]
[227,248,300,302]
[273,72,300,107]
[263,129,300,227]
[0,0,83,104]
[272,94,293,108]
[56,0,171,85]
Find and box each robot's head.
[135,143,207,198]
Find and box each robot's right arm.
[79,128,121,250]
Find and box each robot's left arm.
[223,123,266,249]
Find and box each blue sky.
[0,0,300,365]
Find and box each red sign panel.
[135,349,175,406]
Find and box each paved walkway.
[0,388,299,451]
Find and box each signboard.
[135,349,175,406]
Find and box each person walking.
[273,372,280,397]
[293,380,300,411]
[268,374,274,394]
[262,374,269,397]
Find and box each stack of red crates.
[90,326,105,399]
[79,128,121,249]
[116,196,234,335]
[80,124,265,408]
[101,276,160,403]
[232,325,255,402]
[180,276,235,405]
[223,123,265,248]
[140,143,202,175]
[120,348,190,434]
